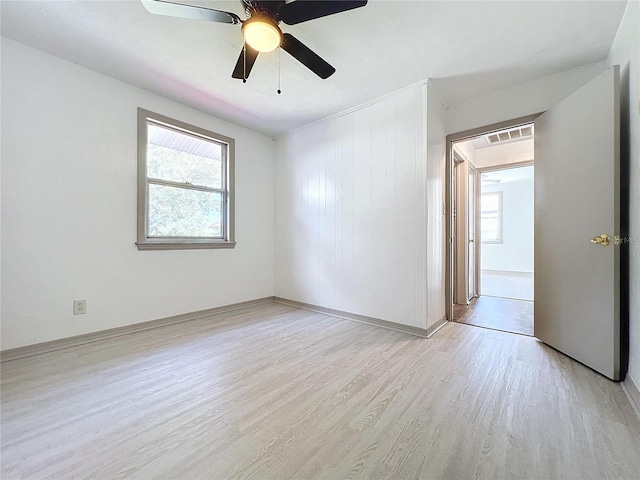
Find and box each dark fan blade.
[141,0,241,24]
[232,45,260,80]
[281,33,335,79]
[279,0,367,25]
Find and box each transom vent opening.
[485,125,534,145]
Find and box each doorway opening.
[446,117,536,336]
[444,67,620,379]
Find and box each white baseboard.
[0,297,275,363]
[622,374,640,420]
[2,297,433,362]
[273,297,428,338]
[481,269,533,276]
[427,316,448,338]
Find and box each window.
[137,109,235,250]
[481,191,503,244]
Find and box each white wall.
[445,61,608,134]
[1,39,275,350]
[606,0,640,388]
[481,177,534,273]
[425,83,447,330]
[275,83,433,331]
[475,139,534,169]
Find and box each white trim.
[1,297,274,363]
[273,297,428,338]
[481,269,534,276]
[622,375,640,420]
[427,316,448,338]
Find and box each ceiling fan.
[141,0,368,82]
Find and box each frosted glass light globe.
[242,17,282,53]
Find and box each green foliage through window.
[137,108,235,249]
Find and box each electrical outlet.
[73,299,86,315]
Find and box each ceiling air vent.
[484,124,534,146]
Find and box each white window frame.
[136,108,235,250]
[481,191,503,244]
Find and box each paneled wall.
[275,84,440,330]
[425,84,447,329]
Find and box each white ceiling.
[482,165,534,185]
[0,0,627,137]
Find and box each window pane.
[147,124,222,189]
[482,194,498,211]
[148,184,223,237]
[482,219,498,241]
[481,192,502,242]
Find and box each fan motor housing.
[243,0,286,20]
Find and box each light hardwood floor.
[2,303,639,479]
[454,296,534,336]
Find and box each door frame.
[445,114,541,322]
[453,148,473,305]
[467,162,479,302]
[453,155,479,305]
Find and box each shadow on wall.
[619,59,631,381]
[428,62,606,110]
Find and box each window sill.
[136,241,236,251]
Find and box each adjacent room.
[452,128,535,336]
[480,164,534,302]
[2,1,639,479]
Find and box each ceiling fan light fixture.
[242,16,282,53]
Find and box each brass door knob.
[591,234,610,246]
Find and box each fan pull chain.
[277,48,281,94]
[243,42,247,83]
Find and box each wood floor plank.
[1,302,639,479]
[454,296,534,336]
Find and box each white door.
[468,165,476,301]
[534,66,620,380]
